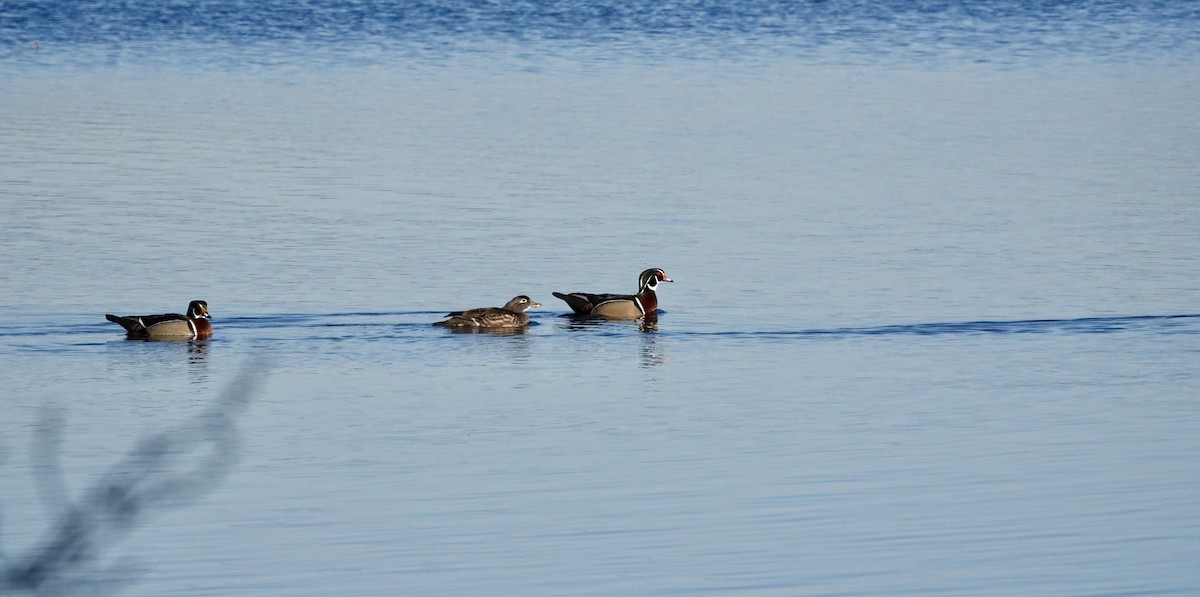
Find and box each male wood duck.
[105,300,212,340]
[553,268,672,319]
[433,295,540,329]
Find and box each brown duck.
[105,300,212,340]
[433,295,540,329]
[553,268,672,320]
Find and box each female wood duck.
[105,300,212,340]
[553,268,672,319]
[433,295,540,329]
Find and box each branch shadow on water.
[1,364,266,595]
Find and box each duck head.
[638,269,673,293]
[502,295,541,313]
[187,300,210,319]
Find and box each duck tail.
[105,314,144,334]
[552,292,592,314]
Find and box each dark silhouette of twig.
[1,364,266,595]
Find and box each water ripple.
[670,313,1200,340]
[4,313,1195,347]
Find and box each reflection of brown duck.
[553,268,672,320]
[433,295,540,329]
[106,300,212,340]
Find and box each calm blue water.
[2,2,1199,595]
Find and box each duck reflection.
[557,314,665,366]
[639,313,659,333]
[558,313,660,334]
[187,339,210,362]
[442,326,530,335]
[558,314,605,332]
[187,339,211,385]
[639,329,665,367]
[106,336,212,387]
[442,324,534,361]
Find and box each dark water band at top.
[3,0,1198,65]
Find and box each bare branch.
[2,363,267,595]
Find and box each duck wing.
[552,292,633,315]
[105,312,186,333]
[434,307,527,328]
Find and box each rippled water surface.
[2,1,1199,595]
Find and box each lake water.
[2,1,1199,595]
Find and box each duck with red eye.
[553,268,672,320]
[434,295,540,329]
[105,300,212,340]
